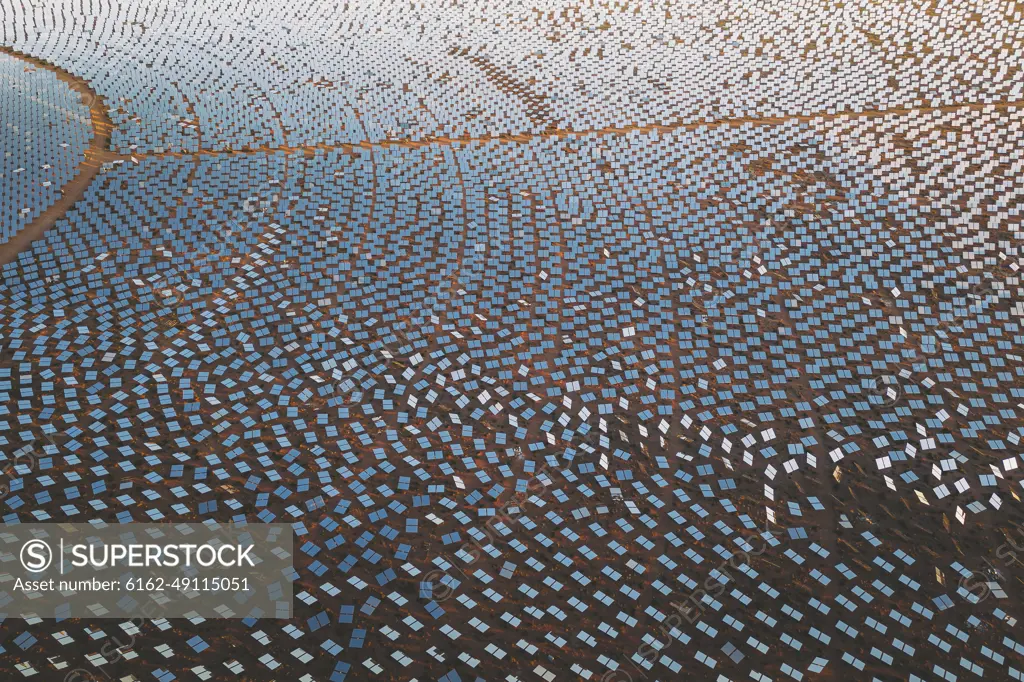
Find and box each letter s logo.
[21,539,53,573]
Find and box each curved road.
[0,45,124,266]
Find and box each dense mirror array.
[2,1,1023,680]
[0,51,90,242]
